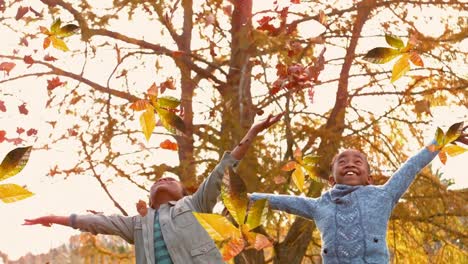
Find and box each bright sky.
[0,0,467,261]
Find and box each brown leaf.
[0,62,16,75]
[409,51,424,67]
[160,78,175,94]
[23,55,34,66]
[43,37,51,49]
[15,6,29,20]
[18,103,28,115]
[47,77,66,90]
[44,55,57,62]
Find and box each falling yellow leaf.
[139,106,155,141]
[292,166,305,192]
[391,54,410,82]
[443,145,467,157]
[0,184,34,203]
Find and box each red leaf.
[18,103,29,115]
[223,5,232,16]
[26,128,38,136]
[44,55,57,61]
[15,6,29,20]
[308,88,315,104]
[19,36,29,47]
[47,77,66,90]
[0,100,6,112]
[257,16,277,33]
[23,55,34,65]
[0,62,16,75]
[68,129,78,136]
[160,139,178,151]
[291,0,301,4]
[0,130,5,143]
[16,127,25,134]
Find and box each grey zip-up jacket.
[71,152,239,264]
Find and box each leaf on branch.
[385,34,404,49]
[26,128,38,136]
[160,77,176,94]
[15,6,29,20]
[157,96,180,109]
[23,55,34,66]
[140,106,156,141]
[409,51,424,67]
[391,54,410,82]
[0,146,32,181]
[47,77,66,90]
[160,139,178,151]
[155,107,186,134]
[43,37,51,49]
[44,55,57,61]
[281,161,297,171]
[0,184,34,203]
[363,47,400,64]
[0,62,16,75]
[130,100,151,111]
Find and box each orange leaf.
[129,100,151,111]
[244,231,272,251]
[438,151,447,165]
[43,37,51,49]
[0,62,16,75]
[147,83,158,96]
[426,144,439,152]
[281,161,297,171]
[160,139,178,151]
[409,51,424,67]
[39,26,50,35]
[221,237,245,261]
[136,200,148,217]
[293,148,302,161]
[172,50,184,58]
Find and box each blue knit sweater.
[251,141,438,263]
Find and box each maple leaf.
[160,139,178,151]
[0,62,16,75]
[0,100,6,112]
[47,77,66,90]
[18,103,28,115]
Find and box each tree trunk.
[273,1,376,263]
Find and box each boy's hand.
[250,113,284,135]
[455,125,468,145]
[23,216,53,227]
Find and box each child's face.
[330,149,371,186]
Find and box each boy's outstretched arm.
[250,193,319,220]
[383,128,468,203]
[24,214,135,243]
[24,215,69,227]
[191,113,284,213]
